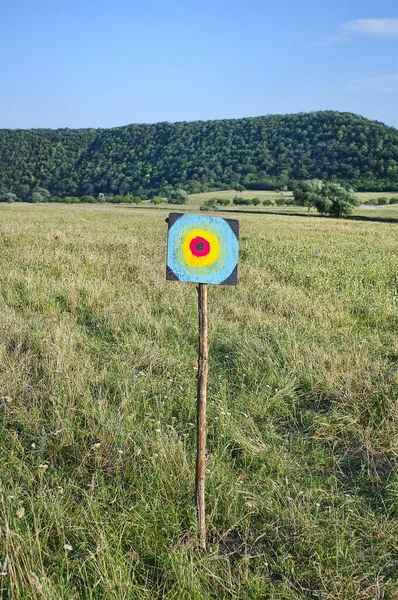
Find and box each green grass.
[0,203,397,599]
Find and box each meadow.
[0,203,397,599]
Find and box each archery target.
[166,213,239,285]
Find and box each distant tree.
[27,186,51,203]
[200,199,218,211]
[16,184,30,201]
[0,190,17,203]
[233,196,251,206]
[167,188,189,205]
[118,181,131,196]
[34,186,51,198]
[161,184,174,198]
[59,180,77,195]
[7,192,17,203]
[82,183,96,196]
[293,179,323,211]
[151,195,166,205]
[202,197,231,207]
[80,195,96,203]
[135,186,147,200]
[251,197,261,206]
[262,198,274,206]
[389,197,398,204]
[29,191,45,203]
[314,182,359,217]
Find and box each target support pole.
[166,213,239,551]
[196,282,208,550]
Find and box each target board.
[166,213,239,285]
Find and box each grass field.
[0,203,397,599]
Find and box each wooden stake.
[196,283,208,550]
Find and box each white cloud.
[346,74,398,93]
[317,18,398,45]
[341,18,398,37]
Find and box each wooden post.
[166,214,239,549]
[196,283,208,550]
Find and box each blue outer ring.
[167,214,238,284]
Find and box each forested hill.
[1,111,397,198]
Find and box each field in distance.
[185,190,398,218]
[0,203,397,599]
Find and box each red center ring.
[190,236,210,257]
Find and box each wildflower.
[63,544,73,552]
[16,507,25,519]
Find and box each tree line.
[0,111,397,200]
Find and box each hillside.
[1,111,398,199]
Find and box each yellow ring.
[182,229,220,268]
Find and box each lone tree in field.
[167,188,189,205]
[314,182,359,218]
[294,179,359,217]
[293,179,323,211]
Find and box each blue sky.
[1,0,397,129]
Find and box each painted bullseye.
[166,213,239,285]
[182,229,220,268]
[190,236,210,257]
